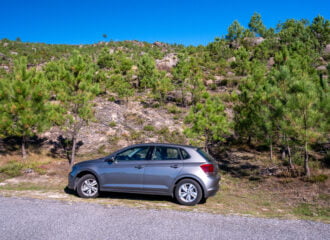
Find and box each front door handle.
[170,165,179,169]
[134,165,144,169]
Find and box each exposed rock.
[318,57,327,65]
[167,90,192,105]
[244,37,265,46]
[214,76,225,85]
[156,53,178,71]
[23,168,34,174]
[0,65,9,71]
[316,65,327,71]
[323,44,330,55]
[227,71,235,77]
[267,57,275,68]
[125,40,145,47]
[10,51,18,55]
[3,42,8,47]
[205,80,214,86]
[153,41,167,48]
[40,98,184,154]
[227,57,236,63]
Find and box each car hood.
[75,157,106,167]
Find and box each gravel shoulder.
[0,196,329,240]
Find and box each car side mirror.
[108,156,117,163]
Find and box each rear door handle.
[170,165,179,169]
[134,165,144,169]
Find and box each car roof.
[128,143,199,149]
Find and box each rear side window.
[180,149,190,159]
[197,149,215,162]
[152,147,180,160]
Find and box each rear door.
[143,146,183,194]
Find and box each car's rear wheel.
[77,174,99,198]
[175,179,202,206]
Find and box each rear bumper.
[204,175,220,198]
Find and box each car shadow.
[64,186,176,204]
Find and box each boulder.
[227,57,236,63]
[227,71,235,77]
[205,80,214,86]
[153,41,167,48]
[267,57,275,68]
[214,76,225,85]
[324,44,330,55]
[156,53,178,71]
[167,90,192,105]
[244,37,265,46]
[316,65,327,72]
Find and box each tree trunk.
[21,136,27,159]
[247,136,252,146]
[281,146,286,161]
[304,141,311,177]
[204,137,209,154]
[269,141,273,162]
[70,137,77,168]
[287,145,294,169]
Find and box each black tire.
[76,174,99,198]
[175,179,203,206]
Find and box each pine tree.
[184,94,230,152]
[137,54,157,89]
[226,20,245,41]
[152,70,173,105]
[0,57,51,159]
[45,52,99,167]
[248,12,267,37]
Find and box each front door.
[101,146,151,192]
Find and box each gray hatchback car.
[68,143,220,205]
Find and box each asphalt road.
[0,196,329,240]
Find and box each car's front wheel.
[77,174,99,198]
[175,179,203,206]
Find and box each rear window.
[197,149,215,162]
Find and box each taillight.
[200,164,214,174]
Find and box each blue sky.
[1,0,329,46]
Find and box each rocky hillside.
[41,96,187,155]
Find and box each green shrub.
[143,125,155,131]
[304,174,328,183]
[109,121,117,127]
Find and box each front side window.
[115,146,150,161]
[152,146,180,160]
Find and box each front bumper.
[68,173,75,190]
